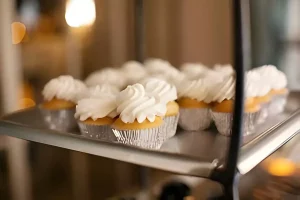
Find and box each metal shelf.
[0,92,299,178]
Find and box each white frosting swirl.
[205,75,236,103]
[253,65,287,90]
[180,63,210,79]
[117,84,166,123]
[76,84,120,101]
[213,64,235,77]
[85,68,126,89]
[245,71,270,97]
[42,75,87,102]
[273,71,287,89]
[177,77,210,102]
[144,58,181,83]
[141,78,177,104]
[121,61,147,84]
[75,97,118,121]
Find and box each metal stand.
[212,0,249,199]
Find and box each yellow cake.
[112,116,163,130]
[177,97,211,109]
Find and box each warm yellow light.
[267,158,296,177]
[65,0,96,28]
[11,22,26,44]
[19,98,36,109]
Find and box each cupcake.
[76,83,120,101]
[75,97,117,141]
[142,78,179,139]
[246,70,271,123]
[121,60,147,85]
[254,65,288,115]
[112,84,167,149]
[85,68,126,90]
[41,75,87,131]
[210,75,260,136]
[177,77,212,131]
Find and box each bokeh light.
[65,0,96,28]
[11,22,26,44]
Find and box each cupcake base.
[211,111,260,136]
[163,114,179,139]
[112,126,165,149]
[39,106,77,132]
[269,93,288,116]
[77,121,116,142]
[178,108,211,131]
[257,102,270,124]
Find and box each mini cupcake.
[141,78,179,138]
[85,68,126,90]
[112,84,167,149]
[177,77,212,131]
[76,83,120,101]
[41,75,87,131]
[210,75,260,136]
[121,60,147,85]
[75,97,117,141]
[246,70,271,123]
[254,65,288,115]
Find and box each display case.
[0,0,299,199]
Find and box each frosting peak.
[85,68,126,89]
[206,75,236,103]
[180,63,210,79]
[76,84,120,101]
[75,97,118,121]
[213,64,235,77]
[141,78,177,104]
[42,75,86,102]
[121,61,147,84]
[177,77,210,102]
[117,84,166,123]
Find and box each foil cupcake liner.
[77,121,116,142]
[39,106,77,132]
[257,102,270,124]
[112,125,165,150]
[178,108,211,131]
[163,114,179,139]
[211,111,260,136]
[269,94,288,116]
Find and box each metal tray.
[0,92,299,177]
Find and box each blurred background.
[0,0,300,199]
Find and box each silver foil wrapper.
[39,106,77,132]
[77,121,116,142]
[112,125,165,149]
[163,114,179,139]
[211,111,260,136]
[178,108,211,131]
[269,93,288,116]
[257,102,270,124]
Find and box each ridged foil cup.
[178,108,211,131]
[39,106,77,132]
[269,93,288,116]
[211,111,260,136]
[77,121,116,142]
[112,125,165,149]
[163,114,179,139]
[257,102,270,124]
